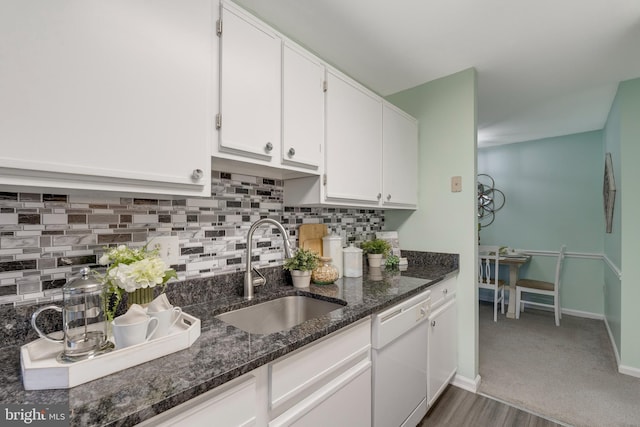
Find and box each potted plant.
[283,248,320,288]
[385,254,400,270]
[360,238,391,268]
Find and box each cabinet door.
[0,0,211,196]
[218,3,281,160]
[282,43,324,171]
[427,298,458,407]
[140,374,256,427]
[269,362,371,427]
[382,103,418,207]
[325,70,382,204]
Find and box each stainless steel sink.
[215,295,346,334]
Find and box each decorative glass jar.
[312,257,339,285]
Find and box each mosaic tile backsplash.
[0,171,384,306]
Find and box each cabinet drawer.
[430,276,457,309]
[270,318,371,411]
[140,373,256,427]
[269,362,371,427]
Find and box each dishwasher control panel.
[371,289,431,349]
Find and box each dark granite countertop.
[0,253,457,426]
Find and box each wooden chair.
[478,245,505,322]
[515,245,566,326]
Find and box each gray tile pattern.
[0,171,385,306]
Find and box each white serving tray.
[20,312,201,390]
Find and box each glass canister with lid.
[311,257,339,285]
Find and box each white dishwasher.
[371,289,431,427]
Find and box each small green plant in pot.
[385,254,400,270]
[360,238,391,268]
[283,248,320,288]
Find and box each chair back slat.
[477,244,505,321]
[478,245,500,286]
[553,245,567,297]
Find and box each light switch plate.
[451,176,462,192]
[148,236,179,265]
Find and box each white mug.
[148,306,182,339]
[111,316,159,349]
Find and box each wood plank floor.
[418,385,566,427]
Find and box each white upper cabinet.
[215,1,417,207]
[282,42,324,171]
[382,103,419,207]
[215,2,323,177]
[217,2,281,161]
[284,68,418,209]
[0,0,212,197]
[325,69,383,204]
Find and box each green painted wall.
[618,78,640,371]
[477,132,605,315]
[386,69,478,383]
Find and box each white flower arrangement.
[99,244,177,320]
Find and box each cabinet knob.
[265,142,273,152]
[431,320,436,327]
[191,169,204,181]
[443,289,448,295]
[288,147,296,157]
[387,194,391,201]
[377,193,382,200]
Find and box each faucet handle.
[252,268,266,287]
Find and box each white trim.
[603,317,640,378]
[517,248,622,279]
[603,316,621,366]
[520,249,603,260]
[516,249,622,280]
[451,374,480,393]
[619,364,640,378]
[603,254,622,279]
[481,295,604,320]
[561,308,603,320]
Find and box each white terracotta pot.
[291,270,312,288]
[367,253,384,268]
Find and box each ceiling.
[233,0,640,147]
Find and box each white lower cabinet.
[139,374,257,427]
[142,318,371,427]
[268,318,372,426]
[269,362,371,427]
[427,295,458,407]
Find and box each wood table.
[499,255,531,318]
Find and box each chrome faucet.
[244,218,293,300]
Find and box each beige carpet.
[478,302,640,427]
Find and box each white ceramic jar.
[343,244,363,277]
[322,234,343,278]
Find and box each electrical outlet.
[148,236,179,265]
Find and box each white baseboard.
[481,295,604,320]
[451,373,481,393]
[561,308,603,320]
[619,364,640,378]
[602,316,640,378]
[603,315,621,366]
